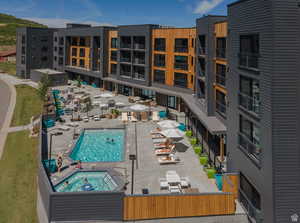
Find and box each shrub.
[206,168,216,179]
[185,130,192,137]
[190,137,197,146]
[199,155,208,166]
[193,146,202,155]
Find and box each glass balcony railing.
[239,190,263,223]
[239,53,259,69]
[238,132,261,163]
[175,47,188,53]
[174,63,188,70]
[216,74,226,86]
[216,101,226,117]
[239,92,260,115]
[120,57,131,63]
[133,43,145,50]
[134,58,145,65]
[120,71,131,78]
[216,48,226,59]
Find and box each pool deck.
[47,85,219,194]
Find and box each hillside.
[0,13,47,46]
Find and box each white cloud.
[22,17,114,28]
[193,0,224,14]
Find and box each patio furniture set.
[159,171,191,193]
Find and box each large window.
[174,72,188,88]
[174,55,188,70]
[216,63,226,86]
[133,36,145,49]
[174,38,188,53]
[120,36,131,49]
[58,57,63,65]
[198,35,206,54]
[133,51,145,64]
[111,50,117,62]
[239,173,261,221]
[216,90,226,117]
[133,66,145,80]
[239,115,261,161]
[72,48,77,57]
[120,64,131,77]
[72,58,77,66]
[59,37,64,45]
[110,63,117,75]
[79,48,85,57]
[21,56,25,64]
[111,38,118,48]
[216,37,226,58]
[153,70,165,84]
[79,59,85,68]
[239,76,260,115]
[154,54,165,67]
[198,57,206,76]
[79,37,86,46]
[120,50,131,63]
[154,38,166,51]
[58,47,64,56]
[239,34,259,69]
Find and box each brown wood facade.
[123,193,236,220]
[69,37,91,70]
[151,28,196,90]
[108,30,118,74]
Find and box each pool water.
[70,129,124,162]
[54,171,118,192]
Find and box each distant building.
[0,50,16,62]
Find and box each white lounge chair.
[83,116,89,122]
[159,178,169,189]
[58,125,70,131]
[94,115,100,121]
[152,111,160,122]
[169,185,181,193]
[66,122,79,127]
[158,155,180,165]
[180,178,190,188]
[151,133,166,139]
[155,145,175,155]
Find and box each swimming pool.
[54,171,118,192]
[69,129,124,162]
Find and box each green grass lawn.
[0,131,38,223]
[11,85,43,127]
[0,61,16,75]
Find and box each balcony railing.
[238,132,261,163]
[216,101,226,117]
[120,43,132,49]
[175,47,188,53]
[133,72,145,80]
[120,57,131,63]
[216,74,226,86]
[216,48,226,59]
[133,43,145,50]
[174,63,188,70]
[239,92,260,115]
[239,53,259,69]
[134,58,145,65]
[239,190,263,223]
[120,72,131,78]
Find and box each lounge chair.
[66,122,79,127]
[94,115,100,121]
[180,178,190,188]
[158,155,180,165]
[152,111,160,122]
[159,178,169,189]
[57,125,70,131]
[169,185,181,193]
[155,145,175,155]
[151,133,165,139]
[83,116,89,122]
[121,112,128,123]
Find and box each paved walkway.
[0,73,38,158]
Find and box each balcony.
[133,43,145,50]
[216,101,226,117]
[238,132,261,163]
[174,63,188,71]
[239,92,260,115]
[120,71,131,78]
[239,190,263,223]
[175,47,188,53]
[216,48,226,59]
[216,74,226,87]
[134,57,145,65]
[239,53,259,70]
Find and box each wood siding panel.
[123,193,235,220]
[152,28,196,90]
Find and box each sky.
[1,0,237,28]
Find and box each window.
[59,37,64,45]
[54,47,57,52]
[110,63,117,75]
[58,57,63,65]
[71,38,77,46]
[133,51,145,64]
[198,35,206,54]
[216,63,226,86]
[79,48,85,57]
[198,57,206,76]
[111,38,118,48]
[111,51,117,61]
[120,50,131,63]
[21,46,25,54]
[154,54,165,67]
[79,59,85,67]
[174,72,187,88]
[197,79,205,98]
[41,56,48,62]
[133,66,145,80]
[174,55,188,70]
[239,76,260,114]
[72,58,77,66]
[216,38,226,58]
[153,70,165,84]
[79,37,85,46]
[22,35,26,44]
[120,36,131,49]
[239,34,259,69]
[54,56,57,61]
[120,64,131,77]
[72,48,77,57]
[154,38,166,51]
[54,36,57,42]
[41,46,48,52]
[216,90,226,117]
[239,115,261,161]
[239,173,261,220]
[40,36,48,42]
[58,47,64,56]
[174,38,188,53]
[191,38,194,48]
[133,36,145,49]
[21,56,25,64]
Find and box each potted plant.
[185,130,192,137]
[193,145,202,155]
[199,154,209,165]
[206,167,216,179]
[190,137,197,146]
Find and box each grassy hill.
[0,13,47,46]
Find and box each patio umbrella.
[160,128,184,139]
[129,104,149,111]
[158,120,180,129]
[100,93,113,98]
[100,103,108,108]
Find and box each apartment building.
[15,1,300,221]
[16,27,54,79]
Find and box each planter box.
[199,156,208,165]
[206,168,216,179]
